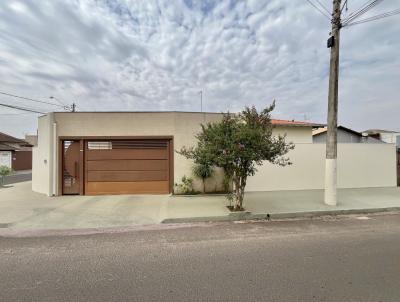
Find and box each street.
[1,213,400,302]
[3,170,31,185]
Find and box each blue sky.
[0,0,399,137]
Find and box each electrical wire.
[314,0,331,15]
[344,8,400,27]
[49,96,68,107]
[340,0,348,14]
[0,91,64,108]
[342,0,384,25]
[305,0,331,19]
[0,102,45,114]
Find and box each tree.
[192,163,214,193]
[179,102,294,211]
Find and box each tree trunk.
[233,176,242,210]
[202,177,206,193]
[236,176,247,210]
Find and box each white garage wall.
[246,143,397,191]
[32,114,53,195]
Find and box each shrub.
[192,163,214,193]
[0,165,12,185]
[174,175,199,195]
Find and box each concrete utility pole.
[324,0,341,206]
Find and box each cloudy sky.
[0,0,399,137]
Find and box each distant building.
[313,126,382,144]
[25,134,38,146]
[0,132,33,170]
[363,129,400,149]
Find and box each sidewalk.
[1,181,400,231]
[164,187,400,223]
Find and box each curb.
[161,207,400,224]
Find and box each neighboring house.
[313,126,383,144]
[363,129,400,149]
[0,132,33,170]
[25,134,38,146]
[32,112,397,196]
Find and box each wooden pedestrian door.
[62,140,83,195]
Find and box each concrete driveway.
[0,181,228,230]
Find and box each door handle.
[74,161,78,178]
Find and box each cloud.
[0,0,399,137]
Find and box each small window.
[87,141,112,150]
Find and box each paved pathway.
[0,181,400,230]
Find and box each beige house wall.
[32,112,395,195]
[246,143,397,191]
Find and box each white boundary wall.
[246,143,397,191]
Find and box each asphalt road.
[3,171,31,185]
[1,213,400,302]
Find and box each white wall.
[246,143,397,191]
[32,114,53,195]
[0,151,12,168]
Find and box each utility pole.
[324,0,341,206]
[199,90,203,112]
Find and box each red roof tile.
[271,119,322,127]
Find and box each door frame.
[60,139,85,195]
[58,136,174,195]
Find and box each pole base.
[324,158,337,206]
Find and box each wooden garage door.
[85,140,171,195]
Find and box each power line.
[342,0,383,25]
[49,96,68,107]
[305,0,331,19]
[340,0,348,14]
[0,91,64,108]
[0,102,45,114]
[0,112,35,116]
[314,0,331,15]
[344,8,400,27]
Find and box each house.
[24,134,38,146]
[363,129,400,149]
[32,112,397,196]
[0,132,33,170]
[313,126,383,144]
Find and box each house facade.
[313,126,383,144]
[32,112,398,196]
[0,132,33,171]
[363,129,400,149]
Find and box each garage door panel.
[84,139,171,195]
[87,159,168,171]
[86,181,169,195]
[87,148,168,160]
[88,170,168,182]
